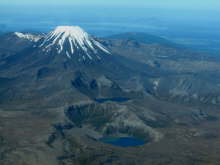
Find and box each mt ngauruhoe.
[39,26,110,61]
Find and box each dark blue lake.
[100,137,145,147]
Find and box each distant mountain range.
[106,32,178,46]
[0,26,220,165]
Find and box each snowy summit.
[39,26,110,60]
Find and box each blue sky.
[1,0,220,10]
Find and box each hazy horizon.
[0,5,219,33]
[1,1,220,55]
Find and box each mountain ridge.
[105,32,180,47]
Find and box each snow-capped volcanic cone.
[39,26,110,61]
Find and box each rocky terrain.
[0,26,220,165]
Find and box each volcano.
[39,26,110,61]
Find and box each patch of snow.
[14,32,41,42]
[66,51,71,58]
[82,56,86,61]
[93,40,111,54]
[153,79,160,90]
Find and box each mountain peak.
[53,26,85,35]
[39,26,110,61]
[52,26,89,44]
